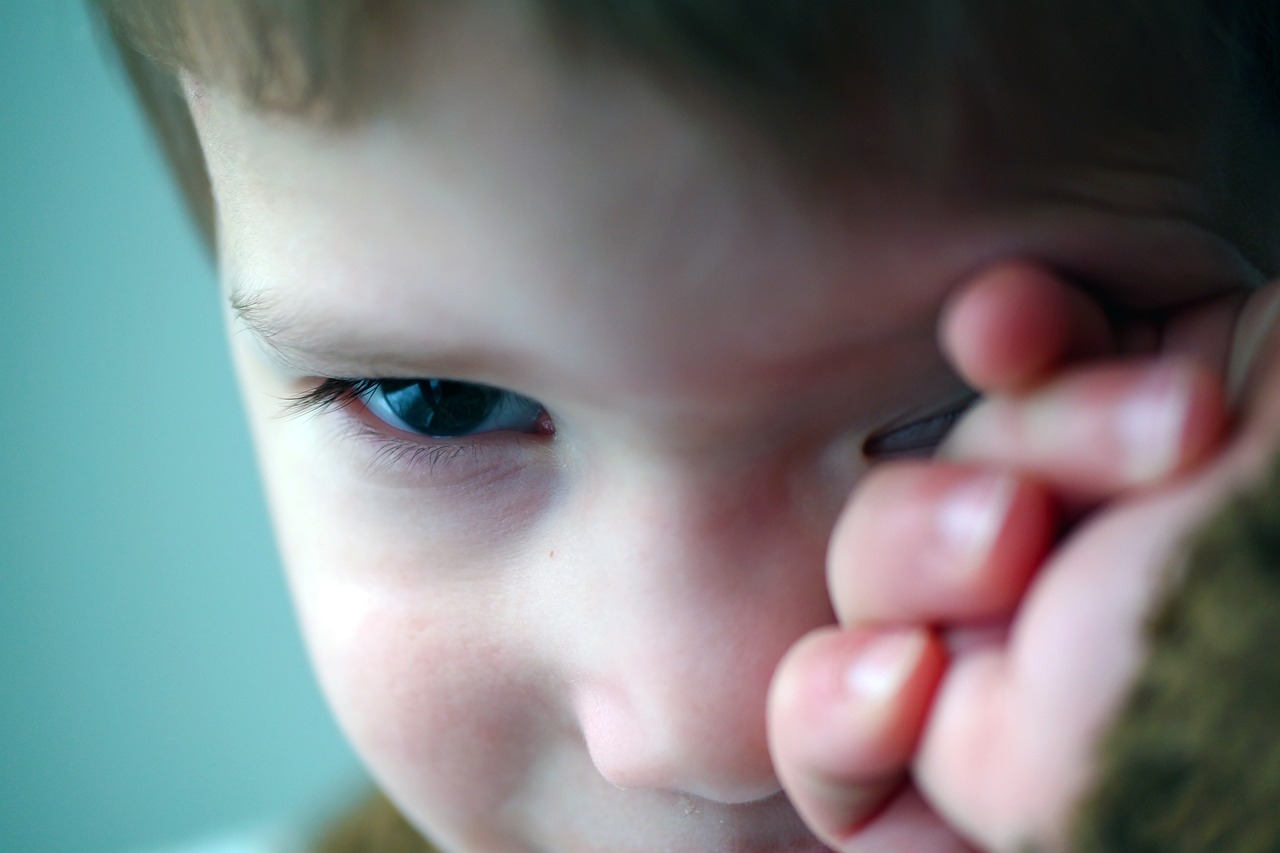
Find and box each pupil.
[383,379,499,436]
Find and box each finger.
[828,462,1055,627]
[940,262,1114,394]
[834,784,983,853]
[913,488,1212,852]
[768,625,946,849]
[1160,290,1250,382]
[941,359,1227,505]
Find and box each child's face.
[190,5,1267,851]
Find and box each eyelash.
[286,377,975,477]
[283,377,541,474]
[286,377,380,416]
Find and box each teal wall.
[0,4,364,850]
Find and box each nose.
[555,464,837,804]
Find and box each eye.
[362,379,549,438]
[862,396,976,460]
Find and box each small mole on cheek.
[548,550,555,559]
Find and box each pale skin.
[185,4,1280,851]
[771,266,1280,851]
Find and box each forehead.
[193,3,1259,403]
[201,9,946,372]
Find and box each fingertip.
[940,263,1068,391]
[941,263,1111,392]
[769,626,946,844]
[1113,359,1231,485]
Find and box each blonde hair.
[89,1,1280,252]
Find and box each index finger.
[940,262,1115,394]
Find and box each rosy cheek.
[301,577,550,830]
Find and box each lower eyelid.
[327,416,534,490]
[321,394,553,485]
[313,415,560,536]
[359,427,476,471]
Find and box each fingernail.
[936,473,1014,569]
[844,629,927,701]
[1115,365,1190,482]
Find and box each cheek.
[254,435,557,832]
[309,585,543,825]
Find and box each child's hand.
[768,264,1280,852]
[918,271,1280,852]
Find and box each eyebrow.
[227,283,501,379]
[229,285,339,374]
[229,287,294,352]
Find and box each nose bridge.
[559,458,835,803]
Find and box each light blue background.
[0,3,364,850]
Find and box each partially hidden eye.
[362,379,549,438]
[862,396,976,460]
